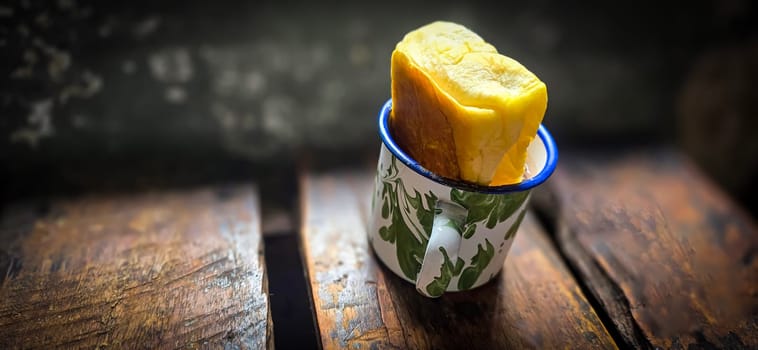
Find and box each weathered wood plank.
[539,150,758,349]
[0,186,273,349]
[299,168,617,349]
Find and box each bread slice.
[390,21,547,186]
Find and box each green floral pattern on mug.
[457,239,496,289]
[450,189,530,239]
[377,156,531,289]
[504,209,527,241]
[423,247,465,297]
[378,157,438,281]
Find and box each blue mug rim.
[378,98,558,194]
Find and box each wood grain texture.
[538,150,758,349]
[299,169,617,349]
[0,186,273,349]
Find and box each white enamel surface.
[369,135,547,293]
[415,202,467,297]
[525,134,547,178]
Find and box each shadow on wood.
[299,167,616,349]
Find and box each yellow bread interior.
[390,21,547,185]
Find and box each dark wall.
[1,0,756,210]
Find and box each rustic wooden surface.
[299,168,617,349]
[536,150,758,349]
[0,186,273,349]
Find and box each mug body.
[368,99,557,293]
[369,144,531,291]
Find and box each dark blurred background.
[1,0,756,214]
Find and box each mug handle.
[415,201,467,297]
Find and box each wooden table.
[0,186,273,349]
[300,150,757,350]
[1,150,756,349]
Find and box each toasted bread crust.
[390,49,460,180]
